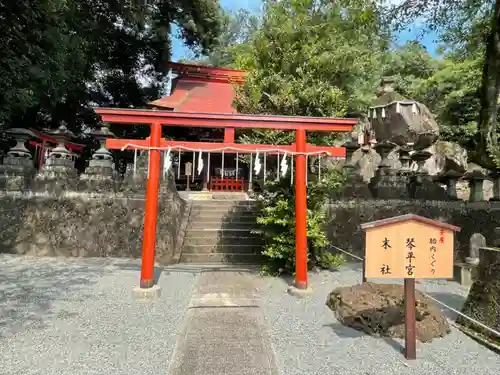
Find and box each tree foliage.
[389,0,500,169]
[234,0,390,119]
[0,0,224,136]
[255,168,346,275]
[182,8,260,67]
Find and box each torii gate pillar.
[140,122,162,289]
[294,128,308,290]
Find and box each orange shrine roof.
[148,62,246,114]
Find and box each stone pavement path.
[167,270,278,375]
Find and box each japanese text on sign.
[380,237,392,275]
[380,264,391,275]
[405,237,416,276]
[439,229,445,244]
[382,237,391,249]
[429,237,437,274]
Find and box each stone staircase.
[180,198,264,263]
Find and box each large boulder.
[326,283,451,343]
[423,141,468,176]
[369,78,439,149]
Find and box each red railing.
[209,177,245,192]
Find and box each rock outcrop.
[458,247,500,344]
[326,283,451,343]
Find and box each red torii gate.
[95,108,357,292]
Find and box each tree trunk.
[476,0,500,169]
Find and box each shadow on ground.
[0,257,106,339]
[425,292,466,320]
[112,263,164,283]
[324,320,404,354]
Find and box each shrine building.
[119,62,347,193]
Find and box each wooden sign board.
[361,214,461,279]
[185,162,192,176]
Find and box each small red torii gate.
[95,108,357,292]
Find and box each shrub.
[254,168,345,275]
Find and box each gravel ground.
[260,262,500,375]
[0,255,198,375]
[2,256,499,375]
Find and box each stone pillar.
[463,170,487,202]
[0,128,36,190]
[444,170,462,200]
[79,123,117,192]
[489,171,500,200]
[34,123,79,193]
[467,233,485,266]
[342,140,359,175]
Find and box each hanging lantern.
[381,107,386,118]
[395,102,401,113]
[411,102,418,115]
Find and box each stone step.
[179,252,264,264]
[183,236,264,246]
[190,208,261,217]
[191,200,260,208]
[180,192,249,201]
[189,212,258,222]
[188,221,257,230]
[182,244,262,254]
[185,228,260,238]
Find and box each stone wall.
[0,177,189,265]
[325,200,500,262]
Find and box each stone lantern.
[342,137,360,175]
[332,135,372,200]
[35,122,79,192]
[0,128,36,190]
[44,123,77,167]
[462,163,489,202]
[433,169,463,200]
[79,123,117,191]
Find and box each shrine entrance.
[96,108,356,292]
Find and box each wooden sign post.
[360,214,460,360]
[185,162,192,191]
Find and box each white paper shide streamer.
[197,151,204,175]
[280,152,288,177]
[163,148,172,176]
[253,151,262,175]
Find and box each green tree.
[232,0,389,146]
[181,8,260,67]
[382,41,439,98]
[0,0,224,136]
[389,0,500,168]
[256,168,346,275]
